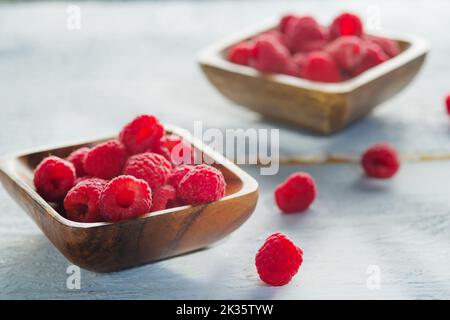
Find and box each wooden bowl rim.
[197,17,430,94]
[0,124,259,229]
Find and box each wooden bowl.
[198,20,429,134]
[0,125,259,272]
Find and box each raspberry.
[178,164,226,205]
[252,36,289,73]
[352,42,388,76]
[255,232,303,286]
[362,144,400,179]
[446,95,450,115]
[278,14,298,34]
[281,59,301,77]
[258,30,288,48]
[285,16,327,54]
[274,172,317,213]
[63,178,107,223]
[291,53,308,72]
[119,114,164,155]
[168,164,194,189]
[366,35,400,58]
[160,134,195,165]
[84,139,128,180]
[99,175,152,222]
[325,36,366,73]
[66,147,89,177]
[301,51,342,83]
[330,12,363,39]
[33,156,76,202]
[151,185,177,212]
[123,152,172,191]
[228,42,255,66]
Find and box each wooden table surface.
[1,0,450,299]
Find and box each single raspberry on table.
[151,185,177,212]
[255,232,303,286]
[329,12,363,39]
[66,147,90,177]
[362,143,400,179]
[123,152,172,191]
[285,16,327,54]
[325,36,366,73]
[119,114,164,155]
[33,156,76,202]
[168,164,194,189]
[274,172,317,213]
[99,175,152,222]
[446,95,450,115]
[84,139,128,180]
[352,42,388,76]
[301,51,342,83]
[63,178,107,223]
[228,42,255,66]
[365,35,400,58]
[251,35,289,73]
[178,164,226,205]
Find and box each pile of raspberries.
[228,12,400,83]
[33,114,226,223]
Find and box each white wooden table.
[1,0,450,299]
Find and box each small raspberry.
[119,114,164,155]
[255,232,303,286]
[99,175,152,222]
[291,53,308,72]
[84,139,128,180]
[160,134,195,165]
[281,59,301,77]
[325,36,366,73]
[330,12,363,39]
[274,172,317,213]
[66,147,90,177]
[33,156,76,202]
[228,42,255,66]
[123,152,172,191]
[285,16,327,54]
[178,164,226,205]
[168,164,194,189]
[446,95,450,115]
[301,51,342,83]
[278,14,298,34]
[63,178,107,223]
[352,42,388,76]
[258,30,288,48]
[366,35,400,58]
[252,35,289,73]
[362,143,400,179]
[151,185,177,212]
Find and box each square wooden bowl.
[198,20,429,134]
[0,125,259,272]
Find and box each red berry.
[169,164,194,189]
[366,35,400,58]
[285,16,327,54]
[252,36,289,73]
[178,164,226,205]
[446,95,450,115]
[325,36,366,73]
[255,232,303,286]
[362,144,400,179]
[228,42,255,66]
[33,156,76,202]
[330,12,363,39]
[99,175,152,222]
[123,152,172,191]
[63,178,107,223]
[84,139,128,180]
[352,42,388,76]
[259,30,288,48]
[275,172,317,213]
[160,134,195,165]
[151,185,177,212]
[279,14,298,34]
[291,53,308,72]
[119,114,164,155]
[66,147,89,177]
[281,59,301,77]
[302,51,342,83]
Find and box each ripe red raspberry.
[330,12,363,39]
[365,35,400,58]
[278,14,298,34]
[252,35,289,73]
[151,185,177,212]
[258,30,288,48]
[281,59,301,77]
[119,114,164,155]
[66,147,90,177]
[168,164,194,189]
[159,134,195,165]
[255,232,303,286]
[446,95,450,115]
[362,144,400,179]
[178,164,226,205]
[352,42,388,76]
[84,139,128,180]
[285,16,327,54]
[228,42,255,66]
[63,178,107,223]
[325,36,366,73]
[34,156,76,202]
[302,51,342,83]
[99,175,152,222]
[292,53,308,72]
[274,172,317,213]
[123,152,172,191]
